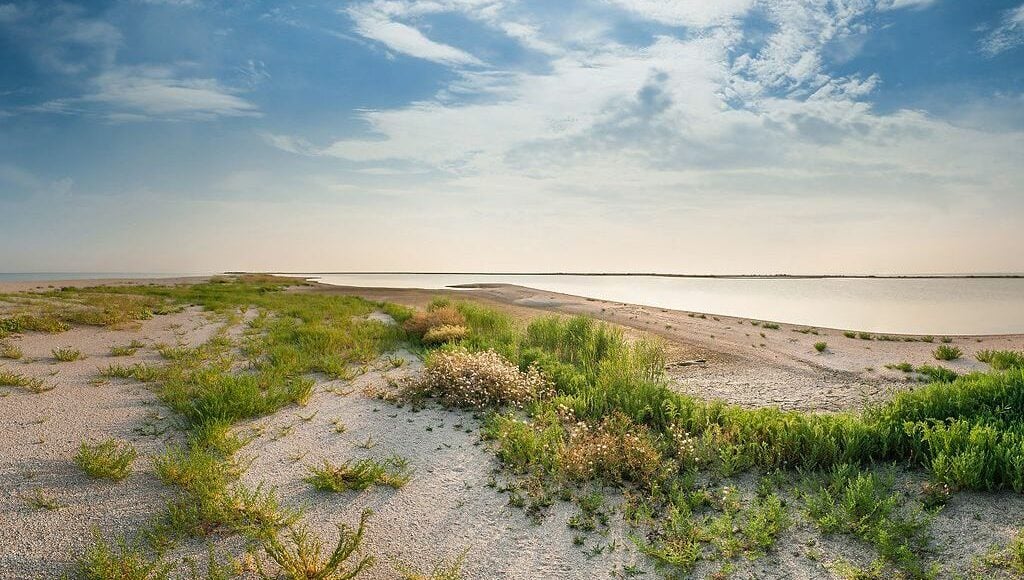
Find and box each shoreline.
[258,271,1024,279]
[3,275,1023,412]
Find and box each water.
[293,273,1024,335]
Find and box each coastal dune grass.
[398,298,1024,575]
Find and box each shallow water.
[296,273,1024,335]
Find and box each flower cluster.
[415,348,553,409]
[666,422,703,467]
[560,412,661,487]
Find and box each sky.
[1,0,1023,275]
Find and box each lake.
[294,273,1024,335]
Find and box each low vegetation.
[75,533,171,580]
[306,457,412,492]
[932,345,962,361]
[0,340,22,359]
[52,346,83,362]
[256,510,374,580]
[110,340,145,357]
[398,299,1024,576]
[813,341,827,352]
[977,349,1024,370]
[75,439,137,481]
[0,366,50,393]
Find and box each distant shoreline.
[255,271,1024,280]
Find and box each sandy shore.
[305,281,1024,412]
[3,276,1024,578]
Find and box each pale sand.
[2,276,1024,578]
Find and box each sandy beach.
[2,275,1023,579]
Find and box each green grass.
[306,457,412,492]
[814,341,827,353]
[75,532,171,580]
[75,439,137,481]
[110,340,145,357]
[843,331,857,339]
[52,346,83,362]
[932,345,962,361]
[886,362,914,373]
[804,465,934,576]
[976,349,1024,370]
[0,367,50,393]
[256,509,374,580]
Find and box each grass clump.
[75,439,137,481]
[306,457,412,492]
[403,304,465,340]
[843,331,856,339]
[976,349,1024,370]
[421,324,469,345]
[0,340,22,359]
[932,345,962,361]
[75,532,171,580]
[804,465,933,576]
[411,348,552,410]
[256,509,374,580]
[814,341,827,353]
[0,367,50,393]
[760,322,780,330]
[52,346,83,361]
[886,362,914,373]
[111,340,145,357]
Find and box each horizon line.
[254,271,1024,280]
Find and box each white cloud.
[875,0,936,11]
[603,0,754,28]
[980,4,1024,56]
[347,3,484,66]
[33,66,260,121]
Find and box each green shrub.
[814,342,827,353]
[422,324,469,345]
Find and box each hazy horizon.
[2,1,1023,274]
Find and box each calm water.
[296,274,1024,335]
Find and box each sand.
[2,276,1023,578]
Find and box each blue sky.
[1,0,1023,274]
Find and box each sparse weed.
[52,346,83,361]
[75,439,137,481]
[111,340,146,357]
[75,532,171,580]
[0,340,22,359]
[256,509,374,580]
[932,345,962,361]
[395,549,468,580]
[814,342,827,353]
[306,456,412,492]
[0,367,50,393]
[976,349,1024,370]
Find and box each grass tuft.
[932,345,962,361]
[52,346,83,362]
[75,439,137,481]
[306,457,412,492]
[814,341,827,353]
